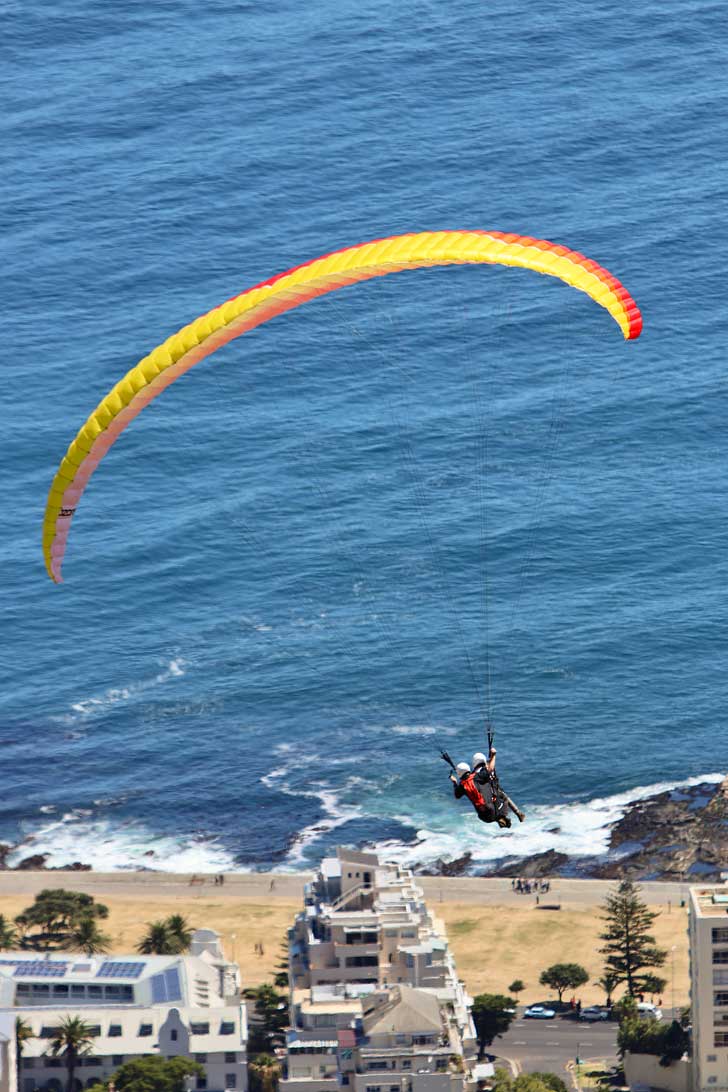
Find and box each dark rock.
[0,844,11,870]
[419,852,473,877]
[50,861,92,872]
[491,849,569,878]
[15,854,49,870]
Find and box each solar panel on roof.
[13,962,68,977]
[164,967,182,1002]
[96,961,145,979]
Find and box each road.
[495,1013,618,1077]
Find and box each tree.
[0,915,16,950]
[538,963,589,1004]
[594,971,620,1007]
[165,914,193,953]
[508,979,525,998]
[641,973,667,1000]
[617,1016,689,1067]
[16,890,108,951]
[48,1015,95,1092]
[136,920,176,955]
[599,880,667,997]
[245,984,289,1053]
[15,1018,33,1091]
[489,1073,568,1092]
[113,1056,205,1092]
[137,916,192,955]
[248,1054,281,1092]
[471,994,517,1058]
[63,916,111,955]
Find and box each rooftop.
[690,886,728,918]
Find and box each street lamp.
[671,945,677,1017]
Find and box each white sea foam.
[7,813,238,873]
[376,770,726,870]
[62,659,188,722]
[390,724,439,736]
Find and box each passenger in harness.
[450,761,506,827]
[472,748,526,825]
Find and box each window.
[82,1058,102,1067]
[88,986,102,999]
[32,985,49,996]
[225,1076,237,1089]
[52,985,69,996]
[191,1023,210,1035]
[139,1024,153,1037]
[436,1059,447,1072]
[413,1036,434,1046]
[23,1080,36,1092]
[707,1054,717,1061]
[112,1057,124,1067]
[86,1027,101,1038]
[714,951,728,964]
[220,1021,235,1035]
[713,928,728,943]
[367,1062,389,1072]
[715,992,728,1007]
[714,1032,728,1047]
[121,985,134,1000]
[402,1061,412,1070]
[23,1059,35,1069]
[195,1054,208,1063]
[171,1030,178,1042]
[16,983,30,995]
[366,1086,382,1092]
[40,1028,61,1039]
[71,985,85,997]
[196,1079,207,1091]
[345,956,378,968]
[109,1026,122,1038]
[225,1053,237,1064]
[707,1080,717,1086]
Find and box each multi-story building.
[0,930,247,1092]
[283,849,490,1092]
[690,886,728,1091]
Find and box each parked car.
[524,1005,556,1019]
[637,1002,662,1020]
[579,1006,610,1022]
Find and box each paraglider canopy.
[43,229,642,583]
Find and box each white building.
[0,930,247,1092]
[0,1012,16,1092]
[283,849,489,1092]
[689,886,728,1091]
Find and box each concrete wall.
[623,1052,691,1092]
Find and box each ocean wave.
[375,770,726,870]
[7,813,238,873]
[59,659,188,723]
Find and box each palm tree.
[48,1015,95,1092]
[165,914,192,953]
[249,1054,281,1092]
[136,920,176,955]
[0,914,16,950]
[595,972,620,1007]
[63,916,111,955]
[16,1017,34,1090]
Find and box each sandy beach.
[0,871,691,1005]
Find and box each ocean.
[3,0,728,874]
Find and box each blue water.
[3,0,728,872]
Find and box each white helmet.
[456,762,470,776]
[472,752,487,767]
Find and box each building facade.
[689,887,728,1091]
[0,931,247,1092]
[283,849,489,1092]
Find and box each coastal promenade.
[0,870,693,908]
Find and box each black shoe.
[498,816,511,828]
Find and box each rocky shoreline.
[3,775,727,881]
[419,775,728,881]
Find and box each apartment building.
[689,887,728,1091]
[0,930,247,1092]
[283,848,490,1092]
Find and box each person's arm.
[450,775,465,799]
[486,747,497,775]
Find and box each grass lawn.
[0,893,690,1006]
